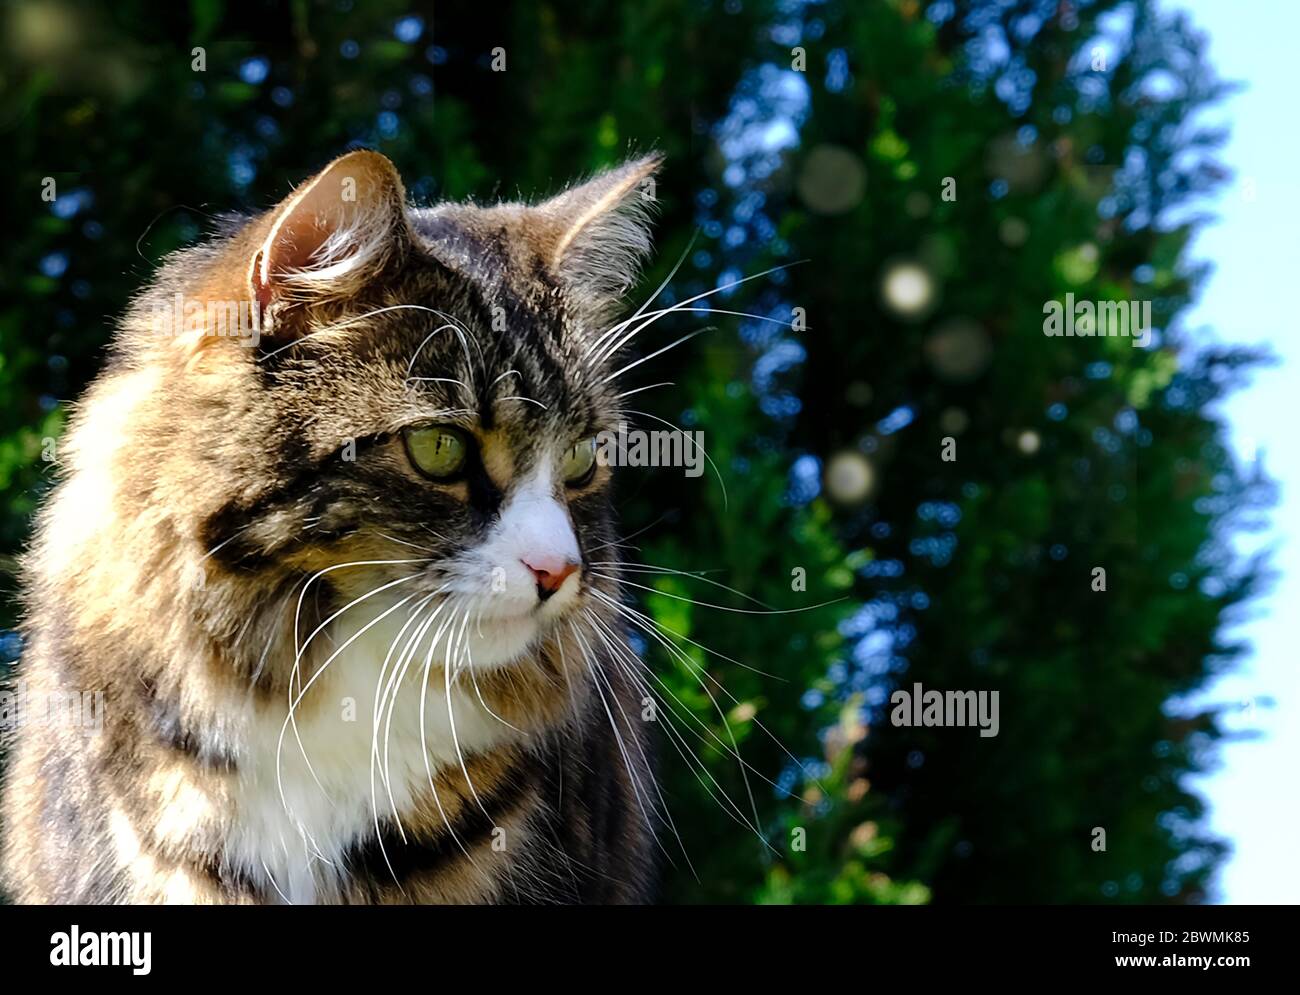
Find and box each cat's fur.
[0,150,663,903]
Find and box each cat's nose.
[521,556,580,601]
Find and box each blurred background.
[1,0,1293,904]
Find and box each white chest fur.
[223,597,523,903]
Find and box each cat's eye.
[404,425,470,480]
[562,437,598,486]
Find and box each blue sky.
[1180,0,1300,904]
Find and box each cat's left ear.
[533,154,663,301]
[250,149,410,329]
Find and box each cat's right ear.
[249,149,409,334]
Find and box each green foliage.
[0,0,1265,904]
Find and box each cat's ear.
[250,149,409,326]
[533,154,663,301]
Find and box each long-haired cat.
[0,150,664,904]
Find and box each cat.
[0,149,665,904]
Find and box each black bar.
[0,905,1275,981]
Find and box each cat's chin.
[463,611,549,668]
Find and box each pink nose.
[522,556,580,599]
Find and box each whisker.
[274,585,420,856]
[405,314,483,384]
[581,513,672,557]
[412,600,489,879]
[590,561,773,609]
[590,260,805,366]
[406,376,469,388]
[461,607,526,732]
[603,327,712,385]
[584,652,690,877]
[595,590,821,795]
[200,523,255,562]
[553,625,582,725]
[261,859,293,905]
[590,586,779,678]
[420,524,456,545]
[371,531,438,554]
[583,229,698,359]
[367,589,439,824]
[373,592,450,834]
[443,611,491,819]
[598,306,796,370]
[582,611,751,864]
[280,565,428,812]
[593,571,844,617]
[596,622,771,847]
[381,598,457,821]
[257,305,472,363]
[615,381,674,400]
[568,621,687,877]
[498,395,549,410]
[586,610,766,842]
[286,559,429,781]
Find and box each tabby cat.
[0,150,665,904]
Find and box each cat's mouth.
[456,590,580,668]
[407,563,583,669]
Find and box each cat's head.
[80,150,661,689]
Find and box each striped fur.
[1,151,664,904]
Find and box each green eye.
[404,425,469,480]
[562,437,598,486]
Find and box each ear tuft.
[537,154,663,300]
[251,150,408,319]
